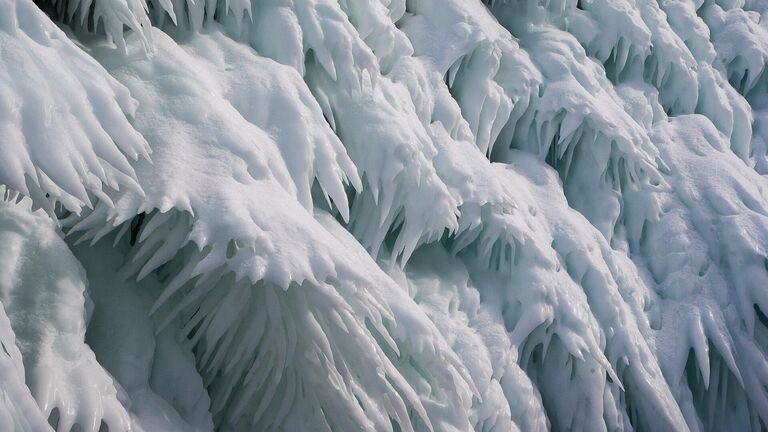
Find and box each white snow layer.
[2,0,768,429]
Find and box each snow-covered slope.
[2,0,768,430]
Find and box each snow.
[4,0,768,430]
[67,28,476,431]
[0,191,129,432]
[0,0,149,214]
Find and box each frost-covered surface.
[0,191,128,432]
[4,0,768,429]
[0,0,149,214]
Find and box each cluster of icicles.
[3,0,768,430]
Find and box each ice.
[6,0,768,429]
[0,204,50,430]
[0,192,129,432]
[625,111,768,430]
[71,235,213,432]
[0,0,149,214]
[65,28,475,431]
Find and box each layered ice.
[3,0,768,430]
[0,0,149,214]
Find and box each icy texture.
[0,200,50,430]
[0,192,128,432]
[67,29,475,431]
[5,0,768,430]
[72,237,213,432]
[0,0,149,213]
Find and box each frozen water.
[3,0,768,430]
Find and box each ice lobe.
[6,0,768,429]
[65,29,476,431]
[0,0,148,214]
[0,191,129,432]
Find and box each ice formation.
[3,0,768,429]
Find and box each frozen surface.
[4,0,768,430]
[0,191,128,432]
[0,0,149,214]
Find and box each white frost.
[4,0,768,430]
